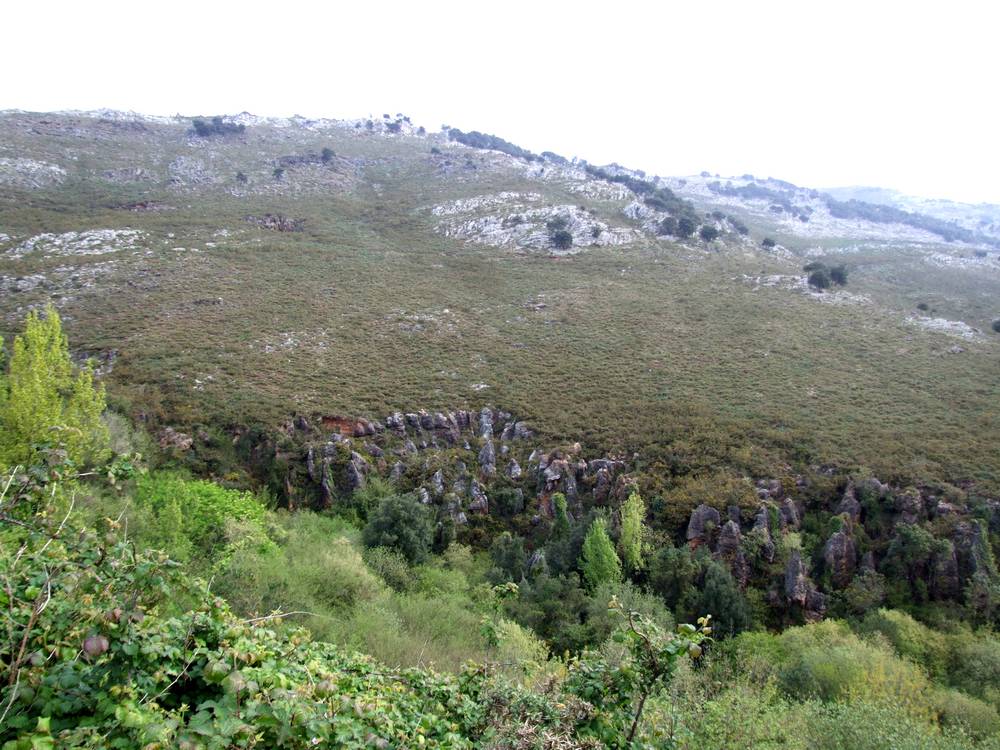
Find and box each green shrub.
[829,264,848,286]
[214,515,383,620]
[808,268,832,289]
[699,225,720,242]
[931,687,1000,739]
[948,636,1000,702]
[657,216,678,236]
[805,699,982,750]
[676,216,697,238]
[363,493,434,564]
[133,472,269,562]
[550,229,574,250]
[363,545,415,591]
[857,608,949,679]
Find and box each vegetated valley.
[2,109,1000,748]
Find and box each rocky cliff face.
[199,403,1000,625]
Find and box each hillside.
[3,108,1000,748]
[1,109,998,490]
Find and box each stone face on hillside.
[8,229,145,259]
[478,439,496,477]
[433,194,638,253]
[0,157,67,188]
[823,530,857,588]
[785,550,825,620]
[752,506,777,563]
[837,482,861,521]
[931,542,961,600]
[686,504,721,546]
[346,451,368,491]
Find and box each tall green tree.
[552,492,570,539]
[0,305,109,467]
[619,491,646,573]
[362,493,433,564]
[580,518,622,591]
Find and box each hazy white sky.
[4,1,998,202]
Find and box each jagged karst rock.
[306,446,317,481]
[780,498,800,529]
[417,487,431,504]
[756,478,784,500]
[500,421,516,441]
[953,520,993,582]
[386,412,405,434]
[751,506,777,563]
[785,550,825,620]
[592,468,613,504]
[479,407,494,438]
[717,520,742,556]
[526,549,547,577]
[837,481,861,522]
[478,439,496,477]
[686,504,721,547]
[244,213,304,232]
[716,519,749,585]
[860,550,876,571]
[785,550,811,606]
[346,451,368,492]
[431,469,445,497]
[469,480,489,514]
[931,542,961,599]
[823,530,857,588]
[507,459,522,479]
[390,461,405,484]
[158,427,193,452]
[319,456,334,509]
[896,488,924,525]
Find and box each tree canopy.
[0,304,108,468]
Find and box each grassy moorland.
[1,111,998,494]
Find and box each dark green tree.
[550,229,573,250]
[657,216,678,236]
[808,268,831,289]
[362,493,433,564]
[830,264,848,286]
[676,216,697,238]
[648,544,698,612]
[488,532,527,583]
[692,560,751,637]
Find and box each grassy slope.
[1,112,998,491]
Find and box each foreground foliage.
[0,466,707,749]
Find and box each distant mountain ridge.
[825,185,1000,237]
